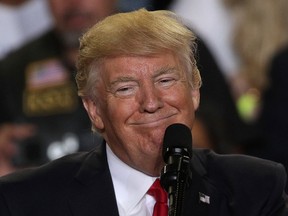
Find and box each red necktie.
[147,179,168,216]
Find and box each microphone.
[160,123,193,216]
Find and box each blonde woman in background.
[224,0,288,121]
[225,0,288,193]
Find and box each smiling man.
[0,9,288,216]
[82,53,199,176]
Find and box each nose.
[138,85,164,113]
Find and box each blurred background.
[1,0,288,193]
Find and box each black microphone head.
[162,123,192,163]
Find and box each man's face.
[84,52,200,176]
[49,0,115,34]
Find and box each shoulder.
[0,30,60,74]
[0,146,107,214]
[0,143,106,188]
[194,148,287,187]
[0,151,89,215]
[0,151,89,190]
[7,30,59,58]
[193,149,288,213]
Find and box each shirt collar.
[106,144,156,213]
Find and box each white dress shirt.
[106,144,157,216]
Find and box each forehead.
[101,53,181,75]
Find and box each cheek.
[167,86,196,121]
[167,85,193,106]
[105,97,136,123]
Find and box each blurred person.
[191,39,258,153]
[257,46,288,193]
[223,0,288,121]
[0,0,25,5]
[0,0,116,172]
[223,0,288,192]
[0,0,53,59]
[0,9,288,215]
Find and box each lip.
[130,113,177,126]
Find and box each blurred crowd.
[0,0,287,192]
[0,0,53,59]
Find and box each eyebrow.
[152,66,180,79]
[109,66,180,87]
[110,76,137,86]
[107,76,138,93]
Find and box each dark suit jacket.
[0,143,287,216]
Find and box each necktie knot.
[147,179,168,216]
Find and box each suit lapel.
[182,149,226,216]
[67,144,119,216]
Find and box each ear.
[82,98,104,130]
[191,89,200,110]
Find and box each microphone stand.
[160,150,191,216]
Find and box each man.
[0,0,116,173]
[0,9,288,216]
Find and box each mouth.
[130,113,177,127]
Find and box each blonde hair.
[224,0,288,91]
[76,9,201,99]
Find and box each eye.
[157,77,176,88]
[113,84,138,98]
